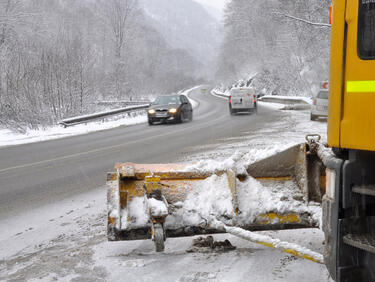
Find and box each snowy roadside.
[0,86,200,149]
[0,114,147,148]
[181,85,202,109]
[180,103,326,166]
[0,104,331,282]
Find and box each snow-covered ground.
[0,113,147,148]
[0,91,331,282]
[0,87,200,148]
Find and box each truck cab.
[324,1,375,281]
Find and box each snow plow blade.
[106,145,322,243]
[106,163,238,241]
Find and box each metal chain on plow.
[200,215,324,264]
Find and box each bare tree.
[98,0,138,98]
[0,0,202,129]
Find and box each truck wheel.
[148,120,154,125]
[153,223,165,252]
[310,114,317,121]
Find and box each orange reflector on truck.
[329,4,333,25]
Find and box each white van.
[310,81,329,121]
[229,87,257,115]
[311,90,329,120]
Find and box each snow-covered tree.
[0,0,202,128]
[216,0,331,97]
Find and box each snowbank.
[181,85,202,108]
[0,114,147,148]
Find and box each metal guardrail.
[258,96,310,105]
[59,104,150,127]
[211,90,229,99]
[94,101,151,106]
[212,90,312,110]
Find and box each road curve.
[0,86,282,219]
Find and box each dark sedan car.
[147,95,193,125]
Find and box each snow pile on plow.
[106,142,325,254]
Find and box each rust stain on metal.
[106,172,118,182]
[108,217,116,225]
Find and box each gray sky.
[194,0,227,12]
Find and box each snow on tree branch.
[272,12,331,28]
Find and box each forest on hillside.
[0,0,201,128]
[1,0,332,129]
[215,0,331,97]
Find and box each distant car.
[311,89,329,121]
[147,95,193,125]
[229,87,257,115]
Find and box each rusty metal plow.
[106,142,325,254]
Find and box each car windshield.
[152,96,180,105]
[317,91,329,99]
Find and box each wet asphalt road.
[0,87,282,219]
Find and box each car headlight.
[148,109,156,114]
[169,108,177,114]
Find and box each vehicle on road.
[228,87,257,115]
[311,89,329,121]
[147,95,193,125]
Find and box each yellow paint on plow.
[258,213,300,224]
[254,241,322,264]
[255,176,292,181]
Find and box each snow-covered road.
[0,96,332,281]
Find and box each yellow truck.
[323,1,375,280]
[106,1,375,281]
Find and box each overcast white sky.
[194,0,227,12]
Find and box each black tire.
[310,113,317,121]
[189,111,193,121]
[229,105,235,115]
[153,223,165,252]
[176,113,183,123]
[148,120,154,125]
